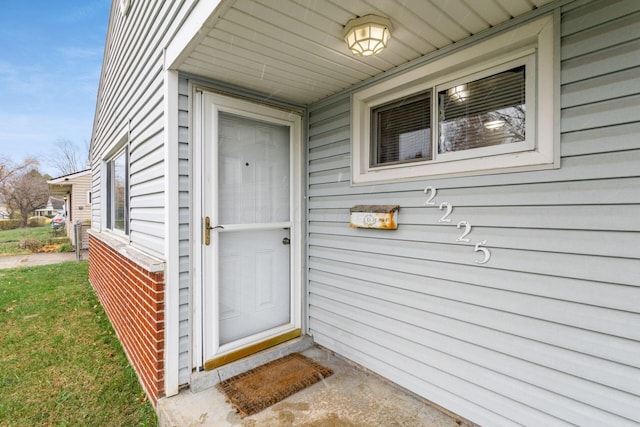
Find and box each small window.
[106,147,129,234]
[371,91,432,166]
[351,15,556,184]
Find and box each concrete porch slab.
[158,345,473,427]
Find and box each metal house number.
[423,186,437,205]
[423,185,492,265]
[456,221,471,242]
[474,241,491,264]
[438,202,453,223]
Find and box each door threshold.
[192,334,314,394]
[205,329,302,370]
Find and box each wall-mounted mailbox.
[350,205,399,230]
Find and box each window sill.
[355,147,557,185]
[88,229,165,273]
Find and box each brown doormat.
[216,352,333,417]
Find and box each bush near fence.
[0,220,21,231]
[28,217,51,227]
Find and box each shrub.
[18,239,43,252]
[51,226,65,236]
[57,242,75,252]
[0,220,21,231]
[28,217,50,227]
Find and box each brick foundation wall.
[88,234,165,405]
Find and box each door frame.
[193,88,304,370]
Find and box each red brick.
[88,235,166,406]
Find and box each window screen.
[107,148,129,234]
[371,92,432,166]
[113,151,127,232]
[438,66,525,154]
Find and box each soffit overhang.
[171,0,557,106]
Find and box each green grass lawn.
[0,261,157,426]
[0,226,70,256]
[0,225,53,243]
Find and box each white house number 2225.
[423,186,491,265]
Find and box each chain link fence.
[74,221,91,260]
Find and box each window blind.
[372,92,432,166]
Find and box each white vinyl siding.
[90,0,192,257]
[178,76,191,385]
[65,174,92,214]
[306,1,640,425]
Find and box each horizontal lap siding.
[91,0,184,258]
[177,77,190,385]
[306,1,640,426]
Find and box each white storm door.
[202,92,301,365]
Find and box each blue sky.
[0,1,110,175]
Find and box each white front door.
[201,91,302,368]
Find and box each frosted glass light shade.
[343,15,392,56]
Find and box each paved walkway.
[0,251,85,269]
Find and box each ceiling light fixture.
[343,15,392,56]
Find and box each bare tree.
[1,166,50,227]
[48,139,89,176]
[0,156,39,186]
[0,157,41,220]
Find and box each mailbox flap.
[349,205,400,213]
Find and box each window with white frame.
[106,147,129,234]
[351,15,556,184]
[371,91,432,166]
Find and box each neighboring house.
[89,0,640,425]
[35,196,65,218]
[48,169,92,245]
[0,197,8,219]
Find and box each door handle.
[204,217,224,246]
[282,237,290,245]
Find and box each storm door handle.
[203,217,224,245]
